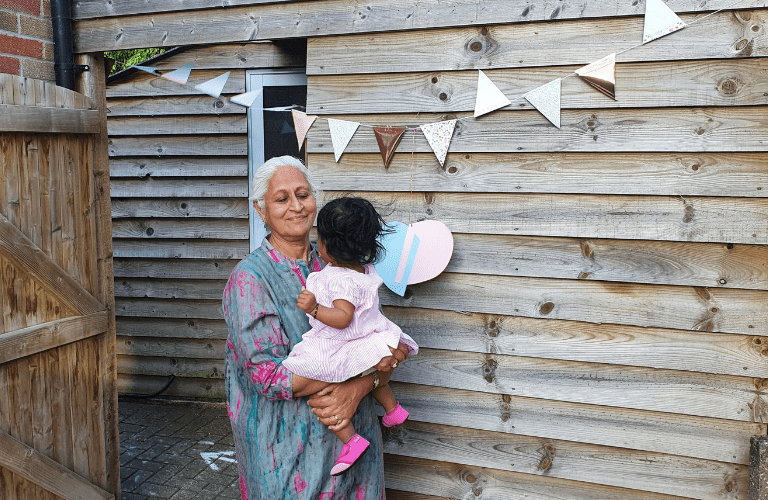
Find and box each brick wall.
[0,0,54,82]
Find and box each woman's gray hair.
[249,155,320,208]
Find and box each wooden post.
[749,435,768,500]
[75,52,120,499]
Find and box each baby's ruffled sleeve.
[326,274,362,307]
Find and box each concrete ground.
[119,398,242,500]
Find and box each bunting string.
[117,0,754,168]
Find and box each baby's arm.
[297,289,355,330]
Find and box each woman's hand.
[296,288,317,314]
[374,342,410,372]
[307,378,368,431]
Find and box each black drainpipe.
[51,0,75,90]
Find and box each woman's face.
[255,165,317,241]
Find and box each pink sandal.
[382,402,409,427]
[330,434,370,475]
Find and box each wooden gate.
[0,73,119,499]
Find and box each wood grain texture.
[385,306,768,378]
[110,178,248,198]
[0,74,91,109]
[113,258,237,280]
[116,336,225,359]
[72,0,768,52]
[107,115,247,136]
[325,191,768,245]
[112,199,249,219]
[382,272,767,335]
[306,8,768,75]
[305,108,768,154]
[114,279,227,300]
[73,0,302,19]
[108,135,247,157]
[106,70,245,98]
[306,59,768,113]
[116,317,228,340]
[112,239,250,259]
[384,454,696,500]
[116,373,224,398]
[115,298,224,319]
[107,95,246,117]
[112,219,248,239]
[118,355,223,379]
[393,348,768,423]
[0,106,100,134]
[109,157,248,177]
[305,152,768,198]
[390,382,764,465]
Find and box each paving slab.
[119,398,241,500]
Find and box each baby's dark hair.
[316,197,389,265]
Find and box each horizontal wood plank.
[73,0,768,52]
[117,373,225,398]
[115,298,224,319]
[112,219,248,239]
[108,115,247,135]
[109,157,248,177]
[0,430,114,500]
[390,382,763,465]
[307,58,768,113]
[0,312,108,364]
[111,178,248,197]
[305,152,768,198]
[382,273,768,335]
[112,240,250,259]
[113,258,237,280]
[107,95,246,117]
[385,306,768,378]
[74,0,301,19]
[306,108,768,154]
[118,355,223,379]
[393,348,767,423]
[116,336,225,359]
[384,454,692,500]
[109,135,247,156]
[112,199,249,219]
[106,70,245,98]
[114,279,227,300]
[0,106,100,134]
[116,317,228,339]
[382,422,746,500]
[328,191,768,245]
[306,8,768,75]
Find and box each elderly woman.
[223,155,407,500]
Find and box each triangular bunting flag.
[160,62,194,85]
[195,71,230,98]
[575,53,617,100]
[230,89,262,108]
[643,0,686,44]
[327,118,360,162]
[420,120,457,166]
[524,78,562,128]
[133,65,159,74]
[474,70,512,117]
[373,126,406,169]
[291,109,317,150]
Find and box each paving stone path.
[119,398,242,500]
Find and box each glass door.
[246,70,308,250]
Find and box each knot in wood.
[719,78,739,96]
[539,302,554,315]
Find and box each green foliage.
[105,48,167,74]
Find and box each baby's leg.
[373,384,409,427]
[332,423,356,444]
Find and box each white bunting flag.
[524,78,562,128]
[160,62,194,85]
[473,70,511,117]
[643,0,686,44]
[420,119,457,166]
[230,89,262,108]
[291,109,318,150]
[195,71,230,98]
[575,53,617,100]
[133,65,159,74]
[327,118,360,162]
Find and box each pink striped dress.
[281,263,418,383]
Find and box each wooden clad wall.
[106,42,305,397]
[0,74,116,499]
[303,7,768,500]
